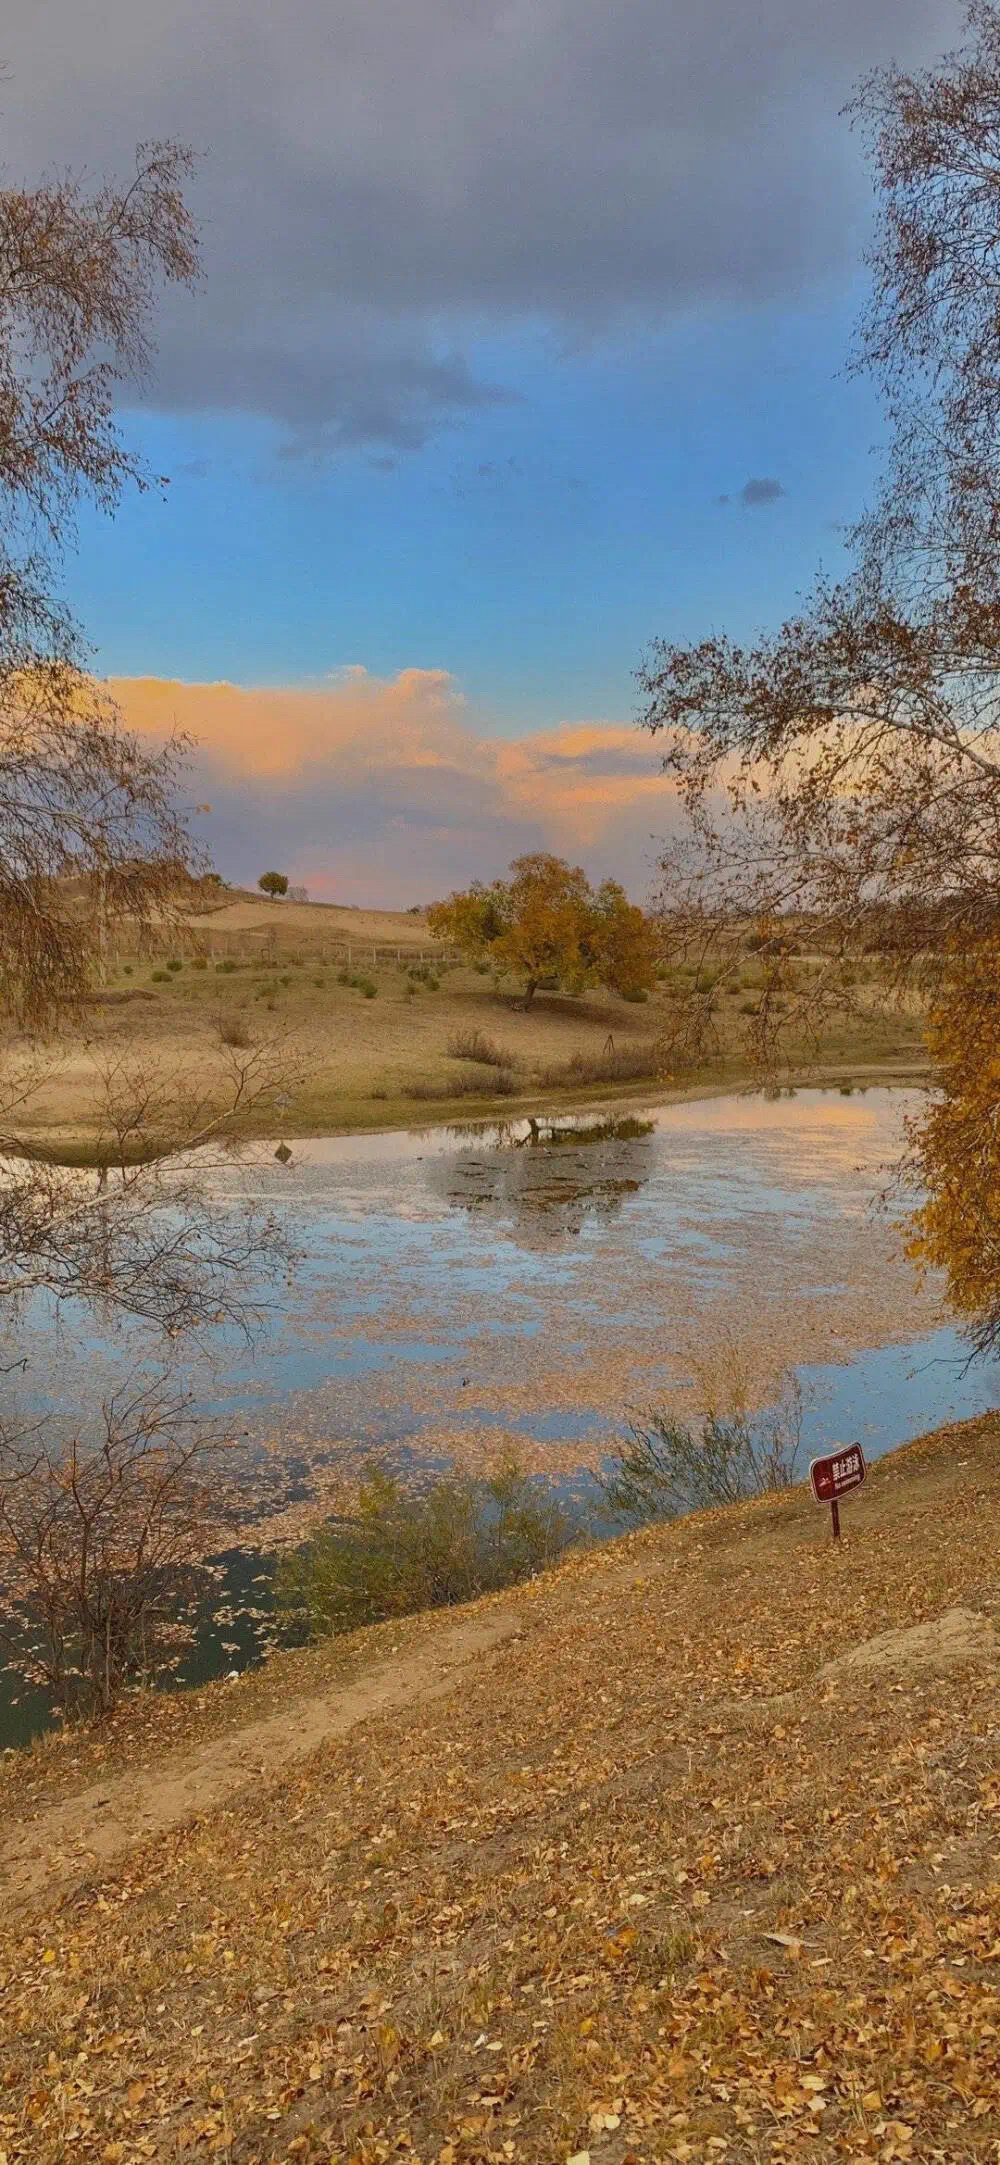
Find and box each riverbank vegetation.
[275,1459,578,1640]
[603,1367,804,1525]
[0,149,299,1754]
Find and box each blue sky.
[5,0,962,897]
[74,288,870,722]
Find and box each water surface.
[13,1087,991,1505]
[4,1086,998,1749]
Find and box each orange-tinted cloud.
[114,670,681,905]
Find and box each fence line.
[105,923,455,972]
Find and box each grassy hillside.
[3,1413,1000,2159]
[4,909,929,1157]
[180,890,444,954]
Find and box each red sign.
[810,1443,867,1505]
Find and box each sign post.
[809,1443,867,1540]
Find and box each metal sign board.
[809,1444,867,1538]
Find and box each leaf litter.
[2,1408,1000,2160]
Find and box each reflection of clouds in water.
[650,1087,907,1183]
[11,1088,944,1507]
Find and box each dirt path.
[0,1609,521,1911]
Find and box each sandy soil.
[0,1611,521,1910]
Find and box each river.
[2,1084,997,1745]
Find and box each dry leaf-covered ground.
[3,1411,1000,2162]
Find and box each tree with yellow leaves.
[904,941,1000,1356]
[429,852,656,1006]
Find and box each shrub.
[217,1014,253,1049]
[150,968,169,982]
[359,977,378,999]
[602,1367,803,1526]
[446,1028,512,1067]
[275,1459,577,1639]
[540,1043,661,1088]
[337,968,351,985]
[166,958,183,972]
[280,973,292,987]
[0,1390,230,1722]
[215,958,237,974]
[621,987,649,1003]
[191,955,209,970]
[122,963,133,976]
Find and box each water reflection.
[426,1114,655,1244]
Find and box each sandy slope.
[190,893,440,947]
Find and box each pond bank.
[17,1052,931,1165]
[2,1399,996,1885]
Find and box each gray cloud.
[4,0,959,452]
[715,476,788,507]
[534,744,653,777]
[739,476,786,506]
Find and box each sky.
[5,0,962,904]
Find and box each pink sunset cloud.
[114,669,682,906]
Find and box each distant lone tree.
[258,871,289,898]
[429,852,656,1006]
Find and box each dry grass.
[216,1010,254,1048]
[446,1027,514,1068]
[3,1413,1000,2159]
[404,1067,518,1100]
[540,1041,664,1087]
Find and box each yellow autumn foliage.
[907,936,1000,1349]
